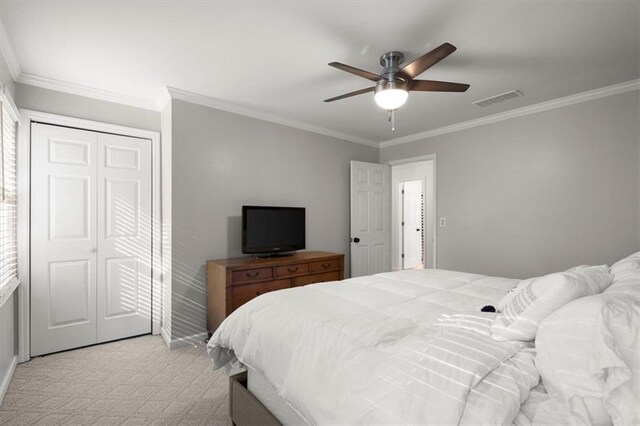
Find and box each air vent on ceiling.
[473,90,523,107]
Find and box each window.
[0,89,18,297]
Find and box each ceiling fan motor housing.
[379,51,404,70]
[378,51,408,92]
[375,79,407,95]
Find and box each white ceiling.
[1,1,639,144]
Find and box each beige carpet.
[0,335,232,425]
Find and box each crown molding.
[380,78,640,148]
[11,64,637,150]
[165,86,379,148]
[0,18,21,80]
[16,73,160,111]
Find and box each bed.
[208,254,640,425]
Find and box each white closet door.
[96,133,152,342]
[31,124,99,356]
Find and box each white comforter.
[208,269,539,425]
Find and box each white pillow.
[535,292,639,425]
[600,298,640,425]
[496,265,605,312]
[564,264,592,272]
[605,270,640,295]
[536,295,605,395]
[609,251,640,279]
[491,265,611,342]
[496,280,527,311]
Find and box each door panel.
[372,244,386,273]
[48,260,91,327]
[350,161,390,277]
[104,145,139,170]
[49,176,90,240]
[104,256,140,318]
[96,133,152,343]
[48,139,90,165]
[31,123,98,356]
[105,179,139,238]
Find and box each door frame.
[387,154,437,270]
[17,109,162,362]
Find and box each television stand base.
[253,252,294,259]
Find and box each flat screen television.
[242,206,305,256]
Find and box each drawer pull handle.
[246,271,260,278]
[287,267,298,273]
[256,290,261,296]
[321,263,331,268]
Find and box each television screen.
[242,206,305,255]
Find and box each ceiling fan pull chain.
[391,109,396,133]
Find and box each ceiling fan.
[324,43,470,113]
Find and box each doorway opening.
[401,180,425,270]
[389,157,436,271]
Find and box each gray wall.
[381,90,640,279]
[14,83,160,132]
[0,294,17,396]
[169,99,378,338]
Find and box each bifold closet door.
[31,124,99,356]
[31,123,152,356]
[96,133,152,343]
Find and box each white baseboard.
[0,355,18,405]
[160,326,172,348]
[168,332,209,350]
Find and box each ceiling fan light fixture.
[374,80,408,110]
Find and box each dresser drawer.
[309,258,341,272]
[232,267,273,283]
[275,263,309,277]
[293,271,341,287]
[231,279,291,311]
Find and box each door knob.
[416,228,420,232]
[352,237,360,243]
[89,247,96,253]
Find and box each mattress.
[209,268,538,424]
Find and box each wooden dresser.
[207,251,344,333]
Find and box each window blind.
[0,100,17,290]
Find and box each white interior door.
[31,123,152,356]
[350,161,390,277]
[31,124,99,356]
[96,133,152,343]
[402,180,423,269]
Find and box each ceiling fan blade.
[410,80,470,92]
[329,62,380,82]
[324,87,375,102]
[401,43,457,79]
